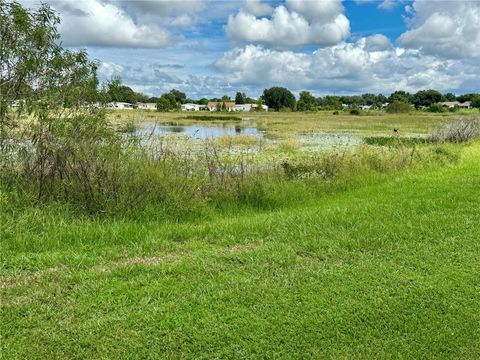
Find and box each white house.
[207,101,236,111]
[181,103,207,111]
[137,102,157,110]
[234,103,269,112]
[234,104,253,111]
[107,102,134,110]
[438,101,471,109]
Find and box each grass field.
[2,139,479,358]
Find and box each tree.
[235,92,246,104]
[457,93,480,103]
[388,91,412,104]
[444,93,457,101]
[156,92,179,111]
[254,97,265,111]
[262,87,296,111]
[411,89,443,108]
[105,78,149,104]
[471,96,480,109]
[318,96,342,110]
[221,95,231,102]
[1,0,117,206]
[169,89,187,104]
[297,91,317,111]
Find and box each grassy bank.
[1,142,479,358]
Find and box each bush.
[386,101,412,113]
[430,117,480,143]
[350,108,362,115]
[428,104,447,113]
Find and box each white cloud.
[215,36,478,94]
[398,0,480,59]
[244,0,273,16]
[98,62,124,79]
[355,0,404,10]
[50,0,176,47]
[226,0,350,47]
[378,0,398,10]
[364,34,392,51]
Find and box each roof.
[438,101,460,106]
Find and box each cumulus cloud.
[46,0,178,47]
[398,0,480,59]
[355,0,404,10]
[98,60,234,98]
[19,0,207,47]
[364,34,392,51]
[226,0,350,47]
[244,0,273,16]
[215,35,478,94]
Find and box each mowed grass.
[1,144,479,358]
[108,110,477,138]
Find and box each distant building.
[207,101,236,111]
[234,104,253,112]
[181,103,207,111]
[234,103,269,112]
[361,105,372,110]
[137,102,157,110]
[438,101,471,109]
[107,102,134,110]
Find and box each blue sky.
[22,0,480,98]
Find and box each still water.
[134,123,263,140]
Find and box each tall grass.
[430,116,480,143]
[1,130,461,221]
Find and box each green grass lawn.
[1,144,479,359]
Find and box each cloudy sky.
[21,0,480,98]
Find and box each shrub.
[430,117,480,143]
[350,108,362,115]
[428,104,447,113]
[386,101,412,113]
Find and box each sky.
[19,0,480,98]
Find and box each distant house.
[361,105,373,110]
[234,103,269,112]
[207,101,236,111]
[234,104,253,112]
[107,102,134,110]
[181,103,207,111]
[137,102,157,111]
[438,101,471,109]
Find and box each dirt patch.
[219,243,263,255]
[93,253,182,273]
[0,266,66,290]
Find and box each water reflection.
[134,123,263,140]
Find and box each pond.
[134,123,263,140]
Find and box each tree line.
[105,82,480,112]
